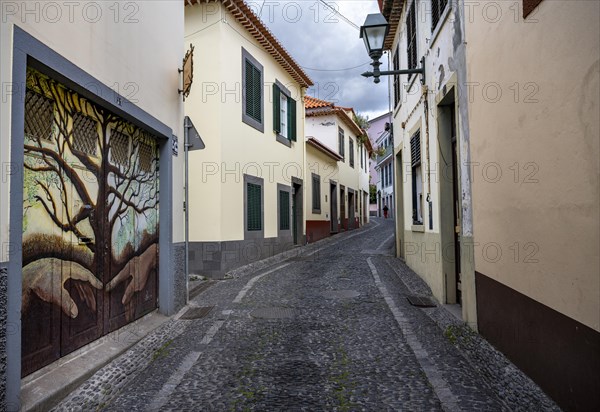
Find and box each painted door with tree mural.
[22,68,159,376]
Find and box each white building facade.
[1,2,186,409]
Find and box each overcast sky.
[250,0,391,120]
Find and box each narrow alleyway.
[54,219,558,411]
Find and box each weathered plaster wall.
[465,0,600,332]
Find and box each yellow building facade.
[184,0,312,276]
[305,97,372,242]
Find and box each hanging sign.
[179,44,194,101]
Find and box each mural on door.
[21,68,159,375]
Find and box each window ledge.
[276,133,291,147]
[312,208,321,214]
[411,224,425,233]
[429,5,452,49]
[242,115,264,133]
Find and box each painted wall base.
[476,272,600,412]
[188,235,296,278]
[306,220,331,243]
[0,265,7,411]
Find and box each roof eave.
[307,137,343,161]
[185,0,313,87]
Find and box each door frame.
[437,87,461,305]
[339,185,346,230]
[395,150,404,259]
[347,188,356,230]
[291,176,303,245]
[6,26,177,401]
[330,180,338,233]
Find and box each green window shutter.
[245,60,254,119]
[288,97,296,141]
[312,174,321,210]
[252,66,262,122]
[279,190,290,230]
[245,59,262,123]
[247,183,262,231]
[273,83,281,134]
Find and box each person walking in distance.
[383,204,389,219]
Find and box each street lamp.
[360,13,425,85]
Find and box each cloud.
[252,0,391,117]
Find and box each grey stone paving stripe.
[200,320,226,344]
[366,257,462,412]
[376,232,395,250]
[233,263,291,303]
[147,351,201,412]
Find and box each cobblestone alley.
[54,219,559,411]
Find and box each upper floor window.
[312,173,321,213]
[349,138,355,168]
[280,94,288,138]
[410,131,423,225]
[431,0,449,33]
[406,0,418,80]
[393,44,401,107]
[242,48,264,132]
[338,127,345,159]
[360,144,364,169]
[273,81,297,146]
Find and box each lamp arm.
[362,57,426,85]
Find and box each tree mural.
[22,68,159,372]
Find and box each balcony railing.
[376,145,393,165]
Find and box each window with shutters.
[406,1,417,80]
[312,173,321,213]
[247,183,261,231]
[242,48,264,132]
[393,45,401,107]
[278,188,290,231]
[431,0,449,33]
[410,131,423,225]
[280,94,287,138]
[272,80,297,147]
[244,174,264,239]
[360,144,364,169]
[349,139,355,168]
[338,127,345,159]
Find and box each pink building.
[368,112,392,216]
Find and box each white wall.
[0,0,185,258]
[185,1,306,242]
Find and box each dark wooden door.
[330,182,338,233]
[348,191,355,229]
[21,68,159,376]
[340,186,346,230]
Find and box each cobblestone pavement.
[54,218,560,411]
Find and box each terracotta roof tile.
[304,95,334,109]
[305,97,366,145]
[185,0,313,87]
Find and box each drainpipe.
[423,84,433,230]
[184,116,190,303]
